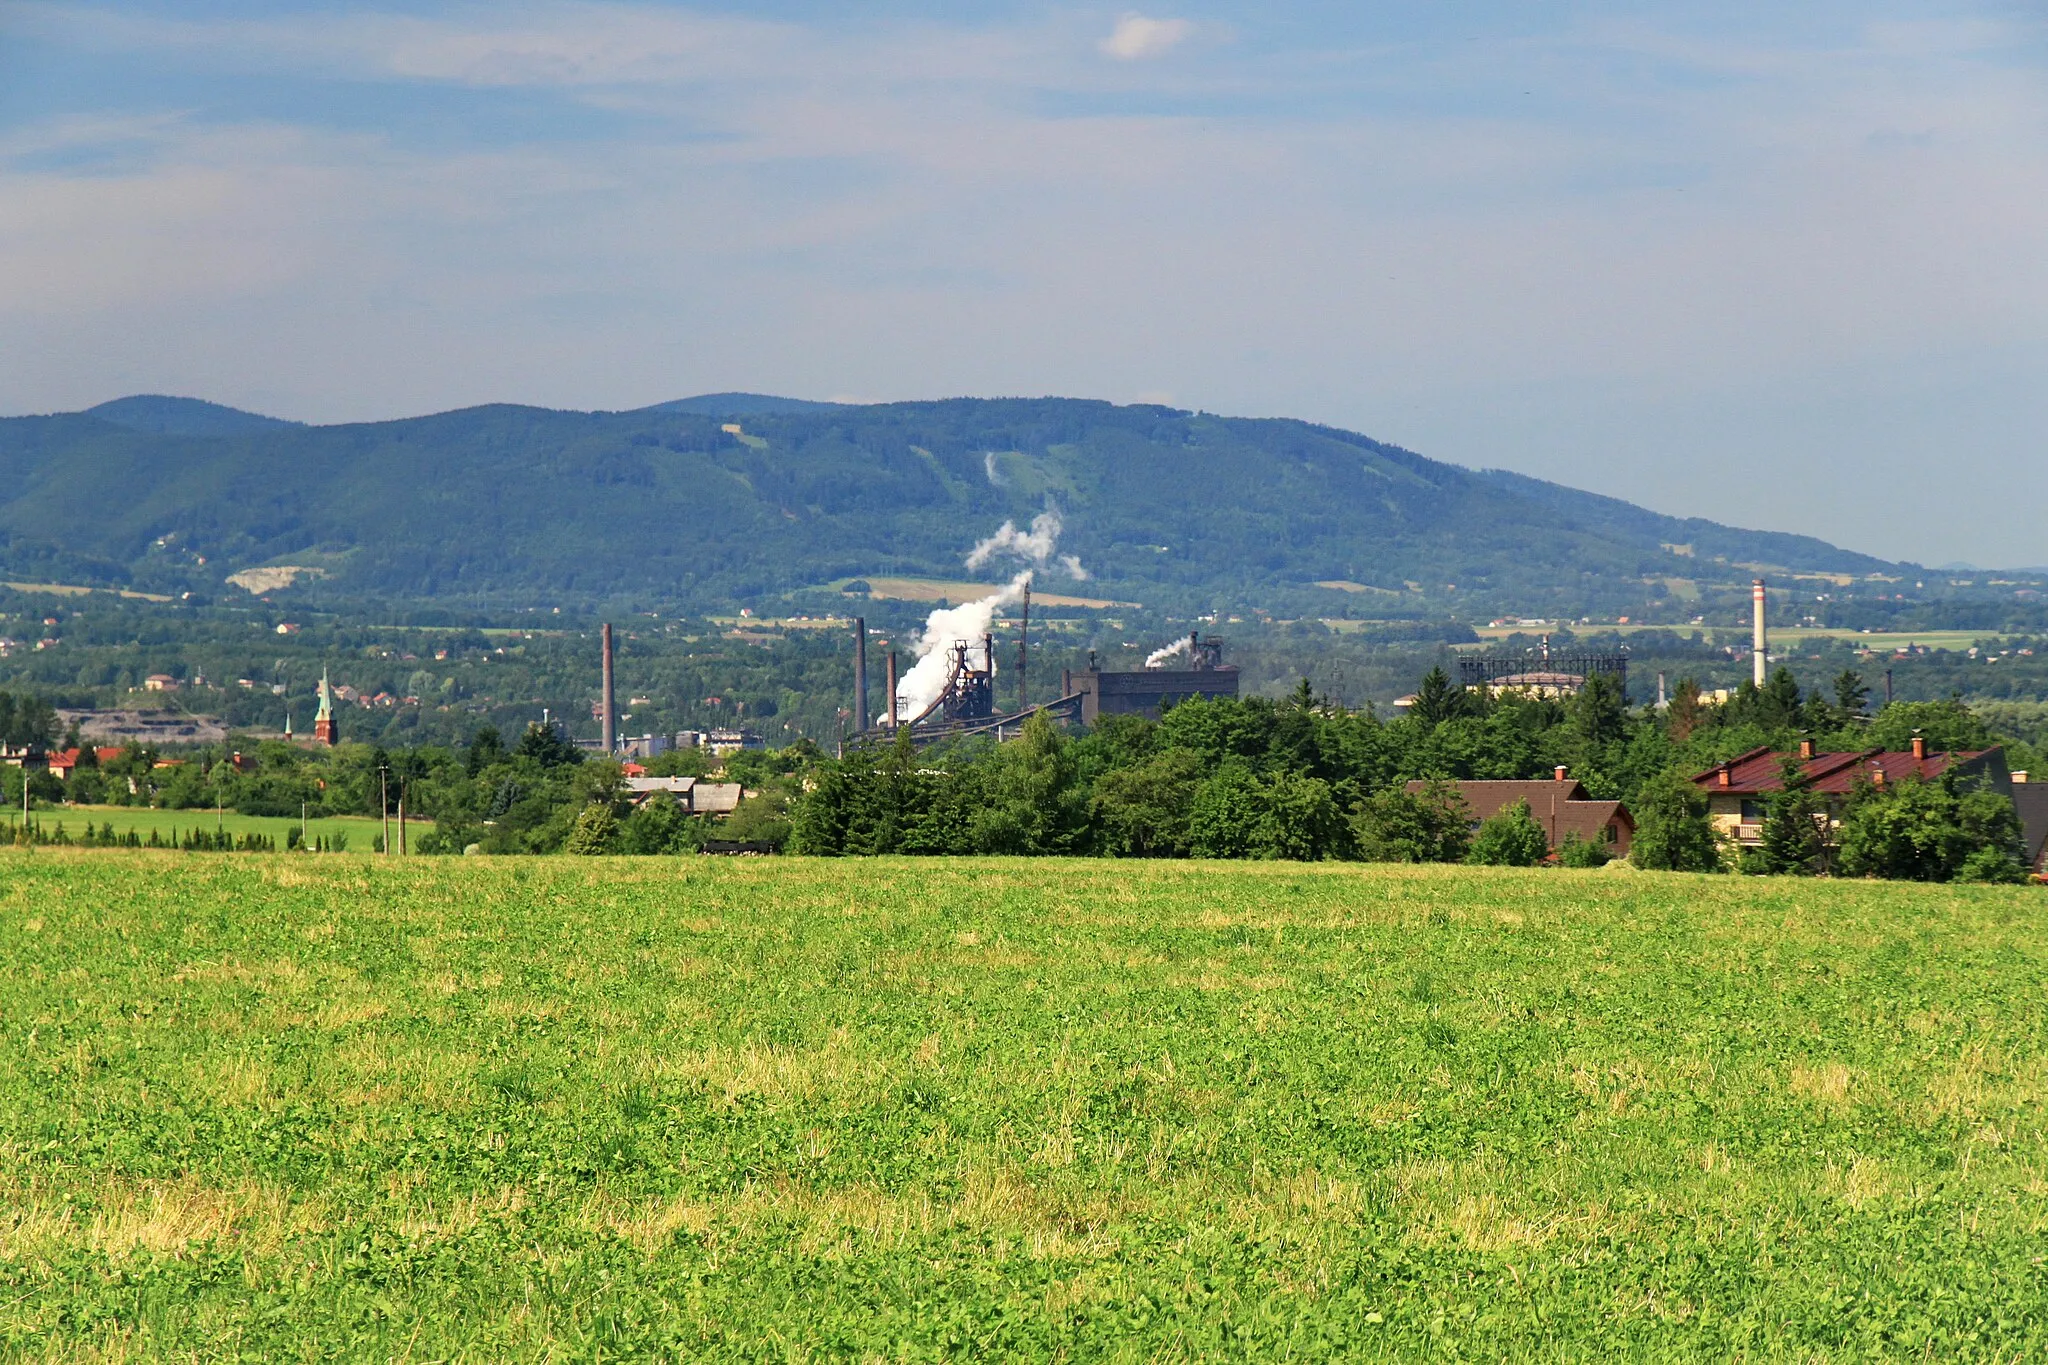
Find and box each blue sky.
[4,1,2046,566]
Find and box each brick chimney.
[1554,765,1569,782]
[1799,738,1814,760]
[1718,765,1731,788]
[1911,734,1927,760]
[1872,766,1887,788]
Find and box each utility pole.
[397,783,407,856]
[380,766,390,856]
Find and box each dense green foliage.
[0,688,57,750]
[3,854,2046,1357]
[1835,776,2030,884]
[1463,800,1551,867]
[791,669,2029,881]
[0,395,1903,615]
[35,660,2032,880]
[36,724,802,857]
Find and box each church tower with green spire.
[314,668,338,746]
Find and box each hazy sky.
[4,2,2045,567]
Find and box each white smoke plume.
[886,512,1091,724]
[965,508,1065,572]
[982,451,1007,487]
[1145,636,1191,667]
[890,571,1032,724]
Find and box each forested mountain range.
[0,393,1918,616]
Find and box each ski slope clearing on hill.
[0,396,1905,616]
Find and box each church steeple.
[313,668,337,746]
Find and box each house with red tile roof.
[43,747,126,779]
[1403,771,1633,860]
[1691,738,2011,849]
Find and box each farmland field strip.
[0,854,2044,1357]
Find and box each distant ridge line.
[633,393,850,417]
[84,395,301,436]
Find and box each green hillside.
[0,396,1901,615]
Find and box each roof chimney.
[1718,766,1731,788]
[1555,765,1569,782]
[1799,738,1814,760]
[2014,771,2030,784]
[1911,734,1927,760]
[1872,765,1886,788]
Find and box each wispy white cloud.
[1100,13,1191,61]
[4,4,2048,562]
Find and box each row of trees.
[37,721,804,856]
[15,663,2035,878]
[788,672,2032,881]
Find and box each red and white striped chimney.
[1751,579,1768,688]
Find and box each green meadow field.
[4,806,413,850]
[2,854,2045,1359]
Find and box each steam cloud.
[1145,636,1191,667]
[888,512,1088,723]
[891,571,1032,723]
[965,509,1090,581]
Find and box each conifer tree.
[1409,666,1465,729]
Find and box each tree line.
[11,665,2037,878]
[788,669,2034,880]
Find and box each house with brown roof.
[1691,738,2011,849]
[2009,773,2048,877]
[622,775,745,816]
[1403,770,1634,859]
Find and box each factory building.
[1061,633,1239,724]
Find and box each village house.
[2010,773,2048,877]
[44,747,127,780]
[1690,739,2012,850]
[1404,770,1634,860]
[622,776,745,815]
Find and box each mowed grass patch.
[1,853,2045,1359]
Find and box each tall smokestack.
[1017,584,1029,711]
[601,622,617,754]
[885,650,899,729]
[1751,579,1768,688]
[853,617,868,735]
